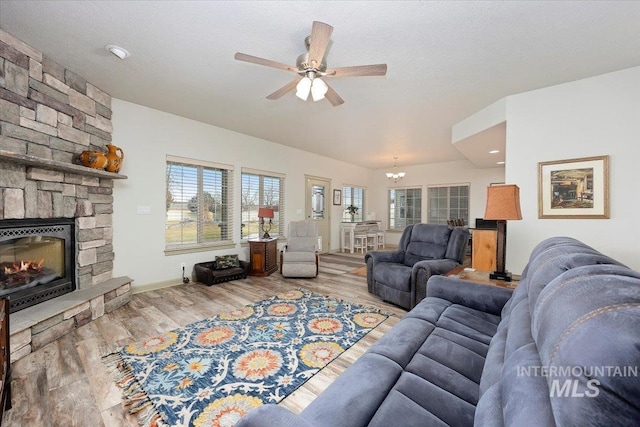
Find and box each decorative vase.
[79,150,108,170]
[105,144,124,173]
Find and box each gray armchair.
[280,220,318,278]
[365,223,469,309]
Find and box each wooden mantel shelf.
[0,150,128,179]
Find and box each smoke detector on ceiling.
[105,45,130,60]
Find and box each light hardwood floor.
[2,259,407,426]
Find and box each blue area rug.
[103,289,388,427]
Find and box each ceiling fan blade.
[324,84,344,107]
[325,64,388,78]
[308,21,333,67]
[266,78,301,100]
[234,52,296,72]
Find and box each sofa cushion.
[369,372,475,427]
[403,224,451,266]
[288,237,316,252]
[282,251,316,262]
[373,262,411,292]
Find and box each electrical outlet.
[180,262,186,270]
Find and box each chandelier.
[385,157,405,183]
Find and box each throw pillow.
[288,238,316,252]
[215,254,240,270]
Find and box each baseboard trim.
[131,279,183,294]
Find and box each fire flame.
[3,259,44,275]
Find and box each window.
[342,186,365,222]
[165,156,234,251]
[241,168,285,239]
[388,188,422,230]
[427,184,469,225]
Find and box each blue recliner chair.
[365,223,469,309]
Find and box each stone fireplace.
[0,218,75,312]
[1,29,132,361]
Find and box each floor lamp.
[483,185,522,282]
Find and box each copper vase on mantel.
[105,144,124,173]
[79,150,109,170]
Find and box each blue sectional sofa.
[237,237,640,426]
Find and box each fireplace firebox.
[0,218,75,313]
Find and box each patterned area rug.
[103,289,388,427]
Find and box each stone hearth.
[10,276,131,362]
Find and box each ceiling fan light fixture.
[296,77,312,100]
[311,77,328,101]
[234,21,387,106]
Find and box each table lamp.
[258,207,274,239]
[483,185,522,281]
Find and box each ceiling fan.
[234,21,387,106]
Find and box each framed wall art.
[538,155,609,219]
[332,189,342,205]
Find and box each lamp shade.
[484,185,522,220]
[296,77,312,100]
[311,78,328,101]
[258,207,274,218]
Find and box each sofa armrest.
[237,404,316,427]
[364,250,403,265]
[426,275,514,316]
[413,258,459,276]
[239,260,250,275]
[365,250,404,293]
[411,259,460,308]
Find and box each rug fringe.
[102,351,166,427]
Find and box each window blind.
[427,184,470,225]
[388,187,422,230]
[166,156,234,250]
[240,168,286,239]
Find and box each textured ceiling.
[1,1,639,170]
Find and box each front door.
[305,176,330,253]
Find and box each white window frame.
[342,185,366,222]
[241,168,286,240]
[427,183,470,225]
[165,155,234,254]
[388,187,422,230]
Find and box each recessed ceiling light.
[105,45,130,60]
[497,161,505,165]
[489,150,500,154]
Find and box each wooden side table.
[248,238,278,276]
[446,266,520,289]
[471,229,498,271]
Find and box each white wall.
[111,99,371,289]
[505,66,640,273]
[369,160,505,245]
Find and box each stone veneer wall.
[0,29,115,288]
